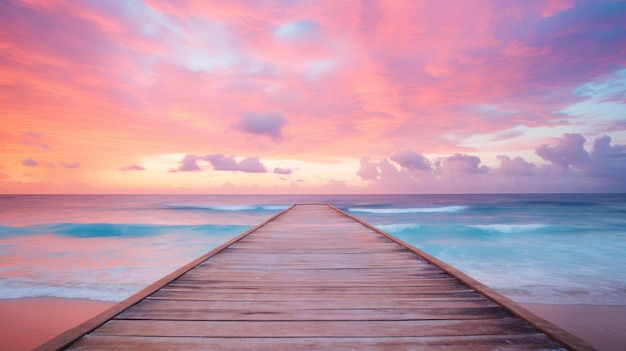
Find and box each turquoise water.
[0,194,624,304]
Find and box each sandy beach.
[0,298,114,351]
[1,297,624,350]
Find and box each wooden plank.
[94,318,539,337]
[112,297,498,314]
[66,335,565,351]
[114,307,514,321]
[147,290,485,301]
[154,285,477,294]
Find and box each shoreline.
[1,298,624,350]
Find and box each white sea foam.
[349,205,468,214]
[0,280,138,301]
[470,224,550,234]
[376,224,422,233]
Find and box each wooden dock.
[37,204,595,350]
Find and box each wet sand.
[0,297,114,351]
[522,303,626,351]
[1,298,624,350]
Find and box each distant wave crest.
[162,203,289,212]
[470,224,551,234]
[0,223,249,238]
[376,224,422,233]
[348,205,468,214]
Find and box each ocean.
[1,194,625,305]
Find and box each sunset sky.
[1,0,625,194]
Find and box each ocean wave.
[348,205,468,214]
[162,203,289,212]
[469,224,551,234]
[0,223,248,238]
[0,280,138,301]
[376,224,422,233]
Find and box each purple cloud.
[24,132,43,138]
[535,133,589,170]
[357,157,380,180]
[497,156,535,176]
[273,167,292,175]
[175,154,268,173]
[233,112,288,141]
[177,155,204,172]
[205,154,267,173]
[391,150,431,171]
[203,154,239,171]
[62,162,81,169]
[21,158,38,167]
[592,135,626,159]
[536,134,626,182]
[120,164,146,171]
[442,154,488,174]
[589,135,626,182]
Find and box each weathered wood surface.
[37,204,595,350]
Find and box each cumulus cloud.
[589,135,626,182]
[233,112,288,141]
[535,134,626,182]
[391,150,431,171]
[273,167,292,175]
[357,157,380,180]
[535,133,589,170]
[120,164,146,171]
[177,154,204,172]
[441,154,488,174]
[21,158,38,167]
[357,134,626,193]
[497,155,535,176]
[205,154,267,173]
[174,154,268,173]
[592,135,626,159]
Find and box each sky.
[1,0,625,194]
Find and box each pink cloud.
[120,165,146,171]
[357,157,380,181]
